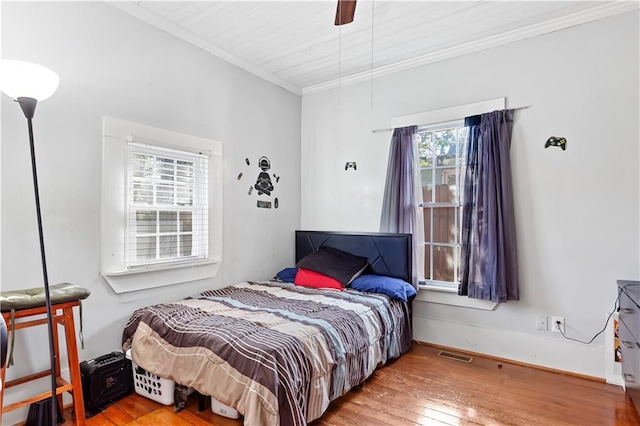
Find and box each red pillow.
[294,268,344,290]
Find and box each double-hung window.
[101,116,222,294]
[418,121,467,290]
[127,142,208,268]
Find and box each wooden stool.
[0,283,90,425]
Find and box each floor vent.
[437,351,473,363]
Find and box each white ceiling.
[110,1,638,95]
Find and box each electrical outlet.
[552,316,565,333]
[537,315,548,331]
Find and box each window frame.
[417,120,466,291]
[126,141,209,269]
[101,116,222,294]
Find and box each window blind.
[126,141,209,269]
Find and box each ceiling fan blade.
[335,0,357,26]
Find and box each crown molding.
[107,1,303,96]
[302,2,639,95]
[107,1,637,98]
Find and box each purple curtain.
[459,110,519,302]
[380,126,418,234]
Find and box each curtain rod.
[371,104,532,133]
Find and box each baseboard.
[413,316,611,381]
[415,340,604,383]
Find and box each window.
[417,121,467,290]
[390,98,505,306]
[101,116,222,294]
[127,142,208,268]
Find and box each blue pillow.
[349,274,416,302]
[276,267,298,283]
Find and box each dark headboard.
[295,231,413,285]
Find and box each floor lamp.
[0,60,60,426]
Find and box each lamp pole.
[20,96,58,426]
[1,61,60,426]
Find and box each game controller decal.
[345,161,357,171]
[545,136,567,151]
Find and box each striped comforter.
[122,281,412,426]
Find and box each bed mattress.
[122,280,412,426]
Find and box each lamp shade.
[0,60,59,101]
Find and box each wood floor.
[61,343,640,426]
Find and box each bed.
[122,230,414,425]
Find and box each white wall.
[1,2,300,423]
[302,12,639,378]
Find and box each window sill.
[101,258,221,294]
[416,285,498,310]
[103,258,219,276]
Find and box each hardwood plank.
[83,412,116,426]
[100,404,137,425]
[368,368,555,425]
[126,409,188,426]
[60,343,640,426]
[175,407,232,426]
[107,393,160,420]
[356,382,483,425]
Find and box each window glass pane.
[135,210,156,233]
[418,132,434,167]
[159,235,178,258]
[432,207,456,244]
[177,161,194,183]
[136,236,156,260]
[458,168,467,205]
[434,129,457,166]
[457,127,468,163]
[434,168,457,203]
[159,211,177,233]
[133,154,154,177]
[179,212,192,232]
[158,158,175,181]
[156,184,174,205]
[423,245,431,281]
[133,182,153,204]
[176,185,193,206]
[420,169,433,203]
[433,245,455,282]
[434,183,456,204]
[180,234,192,257]
[422,207,431,242]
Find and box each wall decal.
[345,161,357,171]
[240,156,281,208]
[545,136,567,151]
[254,156,274,196]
